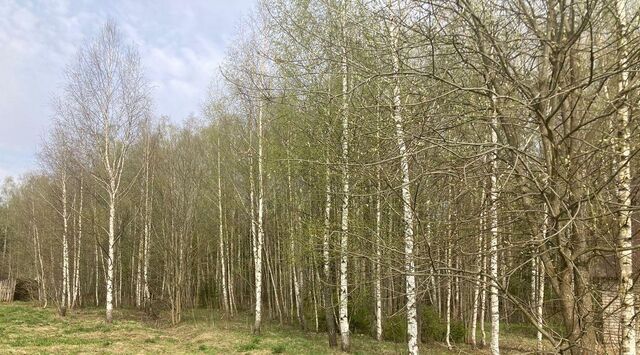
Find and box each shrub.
[237,336,261,352]
[271,344,286,353]
[420,306,466,343]
[349,295,375,335]
[382,313,407,343]
[381,306,467,344]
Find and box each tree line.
[1,0,640,354]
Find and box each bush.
[382,306,466,344]
[420,306,466,343]
[349,295,375,335]
[382,313,407,343]
[304,306,328,333]
[271,344,286,353]
[237,337,261,352]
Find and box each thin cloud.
[0,0,255,182]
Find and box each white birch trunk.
[445,243,452,350]
[312,268,319,332]
[426,199,438,309]
[536,262,545,352]
[390,3,418,353]
[530,249,539,350]
[489,107,500,355]
[471,186,486,347]
[254,101,265,334]
[616,1,636,353]
[136,219,144,308]
[337,4,351,349]
[95,238,99,306]
[62,175,70,312]
[117,241,122,308]
[143,148,152,304]
[72,181,83,308]
[536,211,546,353]
[218,131,230,315]
[480,229,487,347]
[105,189,115,323]
[322,154,338,347]
[374,137,383,342]
[228,235,237,315]
[31,195,47,307]
[31,218,41,302]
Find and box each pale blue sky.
[0,0,256,182]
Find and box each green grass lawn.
[0,302,547,354]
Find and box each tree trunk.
[287,151,305,330]
[61,175,70,314]
[390,4,418,352]
[445,243,453,350]
[72,181,83,308]
[338,6,351,349]
[471,185,486,347]
[615,1,636,353]
[105,190,115,323]
[323,157,338,347]
[218,131,230,316]
[489,106,500,355]
[143,147,152,305]
[253,101,265,335]
[536,212,546,353]
[374,141,383,342]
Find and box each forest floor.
[0,302,549,354]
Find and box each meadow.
[0,302,548,354]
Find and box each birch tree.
[614,0,636,353]
[386,1,418,352]
[57,22,150,323]
[337,1,351,351]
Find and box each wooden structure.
[0,278,16,302]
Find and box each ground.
[0,302,548,354]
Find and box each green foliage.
[382,313,407,343]
[271,343,287,353]
[381,306,466,344]
[350,294,375,335]
[237,336,261,352]
[420,306,466,344]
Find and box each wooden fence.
[0,278,16,302]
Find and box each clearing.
[0,302,546,354]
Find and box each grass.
[0,302,550,354]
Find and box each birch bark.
[389,2,418,352]
[323,155,338,347]
[62,174,70,313]
[374,118,383,342]
[338,4,351,349]
[72,181,82,308]
[489,102,500,355]
[253,101,265,334]
[218,131,230,315]
[471,185,486,347]
[615,1,636,353]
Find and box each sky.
[0,0,256,182]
